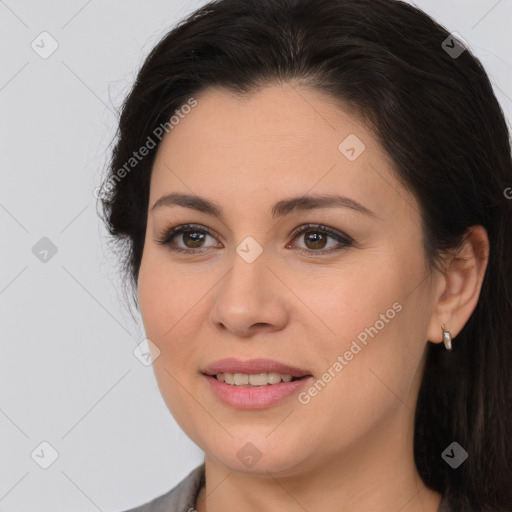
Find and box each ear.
[426,225,489,345]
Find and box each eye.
[155,223,221,254]
[286,223,354,255]
[155,223,354,255]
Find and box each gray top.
[122,463,452,511]
[123,464,205,512]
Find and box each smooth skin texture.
[137,83,489,512]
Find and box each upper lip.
[202,358,312,378]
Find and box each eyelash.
[155,223,354,256]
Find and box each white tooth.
[267,372,282,384]
[249,373,268,386]
[218,372,297,386]
[234,373,249,385]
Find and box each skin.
[137,83,489,512]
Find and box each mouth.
[201,358,313,408]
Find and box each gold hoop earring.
[441,324,452,351]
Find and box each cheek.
[138,254,186,360]
[137,250,212,380]
[137,256,205,432]
[297,266,403,350]
[138,266,169,347]
[294,262,419,408]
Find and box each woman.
[99,0,512,510]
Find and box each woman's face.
[137,84,441,475]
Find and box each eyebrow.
[151,192,377,219]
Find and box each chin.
[207,437,310,475]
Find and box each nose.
[209,248,289,338]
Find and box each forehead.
[149,84,417,223]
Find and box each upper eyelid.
[289,223,352,241]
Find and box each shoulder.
[121,463,205,512]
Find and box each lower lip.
[203,375,313,409]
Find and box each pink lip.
[202,358,312,378]
[203,374,313,409]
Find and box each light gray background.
[0,1,511,511]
